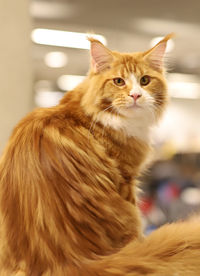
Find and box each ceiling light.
[181,187,200,205]
[35,90,64,107]
[57,75,85,91]
[31,28,107,49]
[168,81,200,99]
[168,73,199,83]
[44,51,68,68]
[167,73,200,99]
[150,36,174,52]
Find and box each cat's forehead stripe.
[123,60,135,75]
[118,58,145,78]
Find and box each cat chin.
[126,104,143,110]
[116,105,145,117]
[117,106,156,126]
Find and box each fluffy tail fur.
[80,219,200,276]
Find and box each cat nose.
[130,93,142,101]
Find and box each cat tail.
[84,218,200,276]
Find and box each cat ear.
[143,33,175,71]
[88,38,113,73]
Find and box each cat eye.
[140,75,151,86]
[113,77,125,86]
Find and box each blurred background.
[0,0,200,232]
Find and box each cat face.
[82,35,173,138]
[92,53,168,122]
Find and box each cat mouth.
[126,102,142,109]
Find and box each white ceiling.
[30,0,200,91]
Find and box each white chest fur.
[97,111,152,142]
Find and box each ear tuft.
[88,37,113,73]
[143,33,175,71]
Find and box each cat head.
[81,34,174,135]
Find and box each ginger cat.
[1,34,200,276]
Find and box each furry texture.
[1,34,200,276]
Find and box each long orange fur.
[1,34,200,276]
